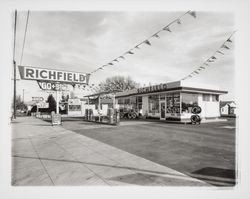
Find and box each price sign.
[51,113,62,125]
[37,81,69,91]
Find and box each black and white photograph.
[1,0,250,199]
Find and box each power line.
[13,10,17,119]
[13,10,17,62]
[20,10,30,65]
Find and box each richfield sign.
[18,65,90,84]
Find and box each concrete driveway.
[61,117,236,186]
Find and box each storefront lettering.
[137,83,168,94]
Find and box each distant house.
[220,101,236,116]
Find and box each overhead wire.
[20,10,30,65]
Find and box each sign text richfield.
[18,65,90,84]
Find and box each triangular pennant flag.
[108,63,113,65]
[153,34,160,38]
[227,38,233,43]
[211,56,217,60]
[163,26,171,32]
[216,50,224,55]
[188,11,196,18]
[177,19,182,24]
[99,67,104,70]
[127,51,134,54]
[113,59,119,62]
[221,44,230,49]
[119,56,125,59]
[144,40,151,45]
[194,71,199,74]
[200,66,206,69]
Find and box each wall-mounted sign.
[32,97,44,101]
[37,81,69,91]
[18,65,90,84]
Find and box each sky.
[14,11,235,101]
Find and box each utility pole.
[13,10,17,119]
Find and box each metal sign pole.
[98,95,101,122]
[56,90,59,114]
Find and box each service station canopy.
[18,65,90,85]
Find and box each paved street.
[11,116,236,186]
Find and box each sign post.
[56,90,59,114]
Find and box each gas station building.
[115,81,227,122]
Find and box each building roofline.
[116,87,228,98]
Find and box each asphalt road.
[59,118,236,186]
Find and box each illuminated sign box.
[18,65,90,84]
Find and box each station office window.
[148,95,159,114]
[212,94,219,102]
[130,96,137,110]
[166,93,180,113]
[136,96,142,110]
[68,105,81,111]
[181,93,198,113]
[118,98,124,105]
[203,94,210,101]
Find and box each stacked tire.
[190,106,202,124]
[127,112,137,119]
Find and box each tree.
[98,76,140,93]
[12,95,27,110]
[46,94,56,112]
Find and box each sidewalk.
[11,117,210,186]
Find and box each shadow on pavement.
[108,172,207,186]
[12,154,206,185]
[189,167,235,186]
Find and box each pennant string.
[90,10,194,75]
[180,31,235,81]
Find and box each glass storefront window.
[148,95,159,114]
[203,94,210,101]
[68,105,81,111]
[124,98,130,104]
[212,95,219,102]
[160,94,165,100]
[166,93,180,113]
[181,93,198,113]
[137,96,142,103]
[137,96,142,111]
[130,96,137,110]
[118,98,124,104]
